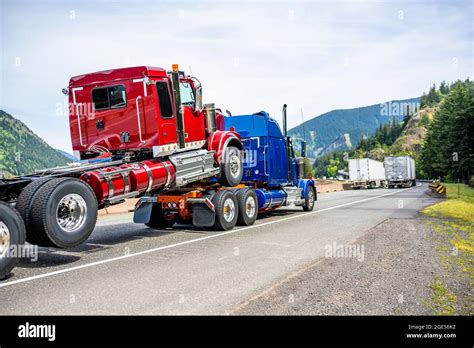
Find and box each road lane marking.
[0,185,421,289]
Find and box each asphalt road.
[0,183,435,315]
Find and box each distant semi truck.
[384,156,416,188]
[348,158,386,189]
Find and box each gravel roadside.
[233,216,443,315]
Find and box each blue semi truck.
[223,105,317,213]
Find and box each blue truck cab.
[224,107,316,212]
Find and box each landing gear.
[146,203,176,229]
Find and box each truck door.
[269,137,288,186]
[180,82,206,149]
[154,80,179,154]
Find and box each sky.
[0,0,472,152]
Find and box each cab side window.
[156,82,173,118]
[92,85,126,110]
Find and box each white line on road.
[0,186,420,289]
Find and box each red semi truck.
[0,64,248,279]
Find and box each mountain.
[313,107,431,178]
[0,110,70,177]
[56,149,79,162]
[289,97,420,158]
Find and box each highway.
[0,183,435,315]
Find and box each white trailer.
[384,156,416,188]
[348,158,386,189]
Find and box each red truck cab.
[68,65,212,160]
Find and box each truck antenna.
[189,66,194,76]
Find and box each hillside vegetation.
[420,80,473,184]
[313,80,471,180]
[289,97,419,158]
[0,110,70,177]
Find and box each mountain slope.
[56,149,79,162]
[391,107,433,154]
[0,110,70,176]
[289,97,420,158]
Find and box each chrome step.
[104,191,140,205]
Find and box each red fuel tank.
[81,159,176,204]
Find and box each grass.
[423,183,474,222]
[422,183,474,315]
[428,277,457,315]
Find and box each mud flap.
[192,203,215,227]
[133,200,154,223]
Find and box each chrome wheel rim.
[223,198,236,222]
[56,193,88,233]
[0,221,10,258]
[245,196,256,218]
[308,189,314,209]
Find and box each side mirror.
[144,76,153,86]
[301,141,307,158]
[194,82,203,112]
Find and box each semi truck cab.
[66,65,234,162]
[223,106,316,212]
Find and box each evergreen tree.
[420,79,473,183]
[421,84,442,108]
[439,81,449,95]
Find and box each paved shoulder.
[234,216,440,315]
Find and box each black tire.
[212,190,238,231]
[146,203,175,229]
[303,186,316,211]
[0,202,26,280]
[412,180,417,187]
[16,177,54,228]
[236,189,258,226]
[219,146,243,187]
[28,178,98,248]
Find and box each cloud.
[0,0,472,152]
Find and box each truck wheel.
[0,202,26,280]
[303,186,316,211]
[16,177,53,227]
[28,178,98,248]
[219,146,243,187]
[212,190,238,231]
[146,203,175,229]
[236,189,258,226]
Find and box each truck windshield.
[179,82,195,106]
